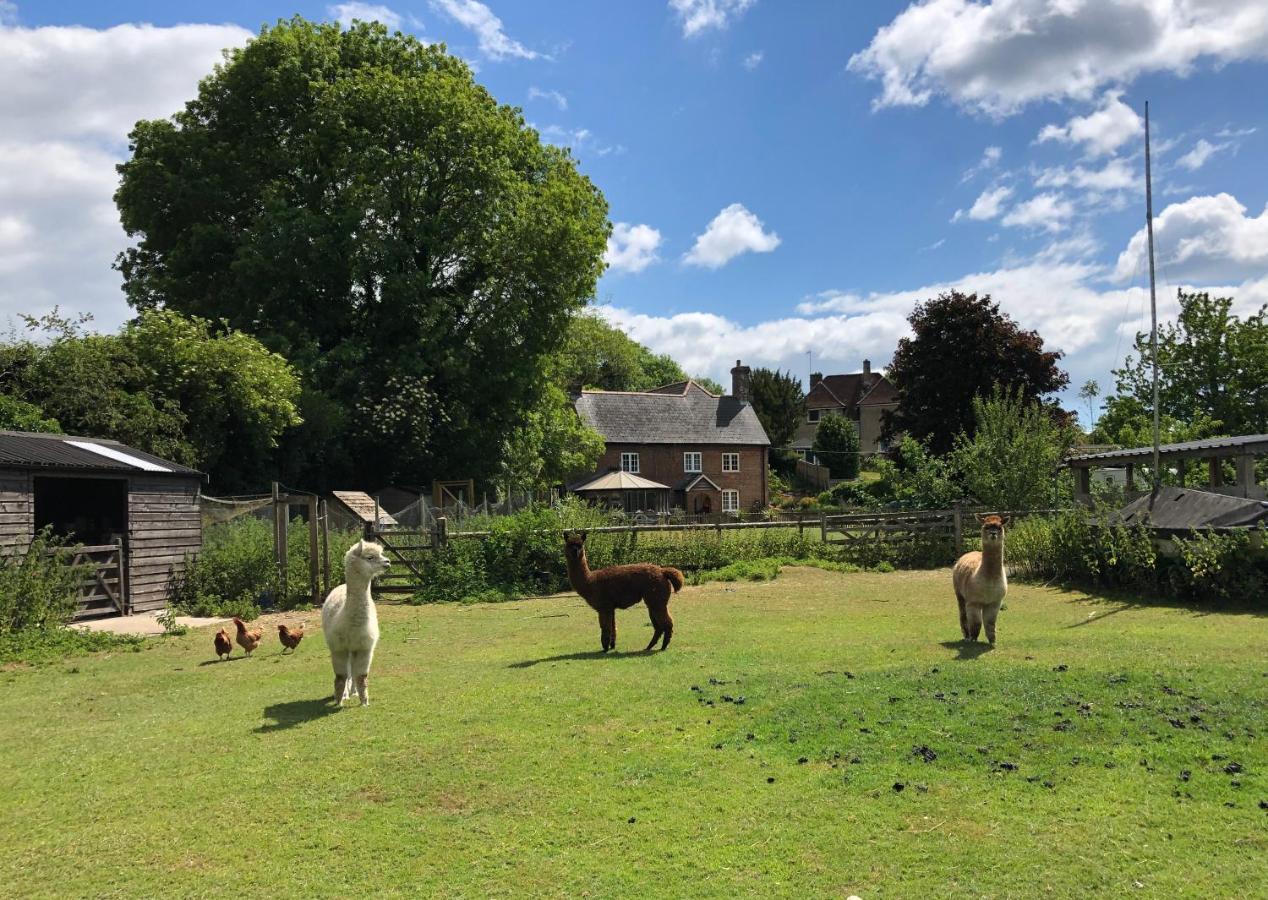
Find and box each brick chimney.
[809,372,823,388]
[730,359,752,402]
[863,359,871,377]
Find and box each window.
[722,490,739,513]
[620,452,639,473]
[722,453,739,472]
[807,409,821,422]
[683,451,702,473]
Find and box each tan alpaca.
[952,515,1008,643]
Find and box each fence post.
[272,481,288,602]
[436,516,448,548]
[820,513,828,544]
[319,499,331,599]
[953,503,964,557]
[798,512,804,537]
[307,495,320,605]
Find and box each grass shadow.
[256,696,339,733]
[508,650,631,669]
[939,639,994,661]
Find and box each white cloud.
[1115,193,1268,283]
[1175,138,1229,171]
[683,203,780,268]
[1216,125,1256,139]
[605,223,663,274]
[1034,157,1137,194]
[1001,193,1074,233]
[960,145,1002,182]
[329,3,402,29]
[953,185,1013,223]
[0,20,252,330]
[743,50,764,70]
[431,0,542,60]
[1037,91,1143,157]
[670,0,756,38]
[848,0,1268,116]
[527,86,567,110]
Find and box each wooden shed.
[0,430,204,618]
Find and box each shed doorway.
[34,476,128,547]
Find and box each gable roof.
[575,390,770,446]
[644,380,718,397]
[0,430,202,477]
[858,377,898,406]
[808,372,898,410]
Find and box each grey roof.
[1114,486,1268,529]
[575,389,770,446]
[0,430,202,477]
[1066,434,1268,465]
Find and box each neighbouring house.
[569,361,771,515]
[789,360,899,462]
[0,430,204,619]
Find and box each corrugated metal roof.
[575,390,770,446]
[0,430,202,476]
[1115,486,1268,529]
[1066,434,1268,465]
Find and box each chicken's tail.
[661,567,685,593]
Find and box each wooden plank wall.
[0,469,33,553]
[127,475,202,613]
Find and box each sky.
[3,1,1268,418]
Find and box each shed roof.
[575,389,770,446]
[1066,434,1268,466]
[330,491,398,525]
[1114,486,1268,529]
[0,430,201,477]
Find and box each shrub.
[827,480,879,509]
[1168,528,1266,605]
[0,530,93,635]
[812,414,860,479]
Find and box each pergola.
[1065,434,1268,506]
[569,470,672,513]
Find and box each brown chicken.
[277,623,305,653]
[232,616,263,657]
[213,628,233,661]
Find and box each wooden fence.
[66,542,127,619]
[368,506,1067,594]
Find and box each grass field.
[2,569,1265,898]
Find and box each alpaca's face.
[563,532,588,564]
[981,516,1005,547]
[346,540,391,579]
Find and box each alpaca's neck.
[980,541,1004,577]
[565,552,593,593]
[343,570,375,608]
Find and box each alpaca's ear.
[578,530,588,541]
[354,539,366,556]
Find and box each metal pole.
[307,495,319,605]
[1145,101,1161,497]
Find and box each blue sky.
[3,1,1268,416]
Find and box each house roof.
[1114,486,1268,529]
[808,372,897,410]
[0,430,202,477]
[644,380,719,397]
[678,474,721,491]
[858,377,898,407]
[571,470,672,492]
[1065,434,1268,466]
[575,389,770,446]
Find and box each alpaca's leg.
[645,595,673,651]
[607,609,618,652]
[966,605,984,642]
[659,606,674,651]
[983,602,1002,645]
[350,648,375,706]
[956,593,969,640]
[644,604,663,652]
[598,609,614,651]
[331,651,350,704]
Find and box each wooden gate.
[369,528,434,595]
[69,542,128,619]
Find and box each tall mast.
[1145,101,1160,497]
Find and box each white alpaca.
[322,539,391,706]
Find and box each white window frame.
[683,451,702,473]
[722,489,739,513]
[722,452,739,472]
[620,452,640,474]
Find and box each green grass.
[2,569,1265,898]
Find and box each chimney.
[730,359,752,402]
[863,359,871,376]
[810,372,823,388]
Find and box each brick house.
[570,362,771,515]
[789,360,899,461]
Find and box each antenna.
[1145,101,1161,499]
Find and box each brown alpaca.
[563,531,682,652]
[952,515,1008,644]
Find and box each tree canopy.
[550,313,720,394]
[1095,290,1268,445]
[114,18,609,489]
[884,290,1068,454]
[955,387,1073,510]
[812,413,860,479]
[748,367,805,448]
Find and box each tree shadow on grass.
[508,650,633,669]
[939,640,995,661]
[256,697,340,733]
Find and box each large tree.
[954,387,1074,510]
[885,290,1068,453]
[1097,290,1268,444]
[812,413,860,479]
[748,367,805,448]
[550,313,718,394]
[114,18,609,489]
